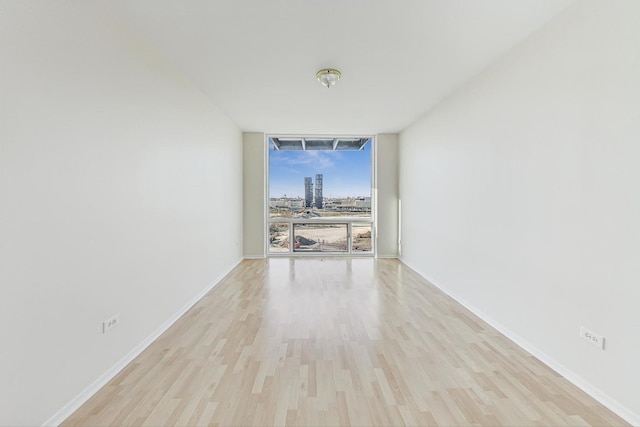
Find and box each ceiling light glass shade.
[316,68,341,88]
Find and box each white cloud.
[272,150,341,171]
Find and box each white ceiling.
[105,0,573,134]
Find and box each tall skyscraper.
[315,174,323,209]
[304,177,313,208]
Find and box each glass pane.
[268,223,290,253]
[293,223,348,252]
[269,137,372,219]
[352,224,372,253]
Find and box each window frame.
[265,134,376,257]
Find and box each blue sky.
[269,142,371,199]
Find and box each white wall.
[0,3,243,425]
[399,1,640,423]
[376,134,399,257]
[243,132,266,257]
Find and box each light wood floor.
[63,258,628,426]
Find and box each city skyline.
[269,142,372,199]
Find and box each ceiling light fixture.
[316,68,341,88]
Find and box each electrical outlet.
[103,314,120,333]
[580,326,605,350]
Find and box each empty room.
[1,1,638,426]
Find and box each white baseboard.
[376,254,399,259]
[42,258,243,427]
[399,258,640,427]
[243,255,266,259]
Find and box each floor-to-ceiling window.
[267,136,374,255]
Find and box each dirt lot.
[269,224,371,253]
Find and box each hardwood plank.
[62,258,629,426]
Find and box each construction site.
[268,223,372,253]
[268,140,373,253]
